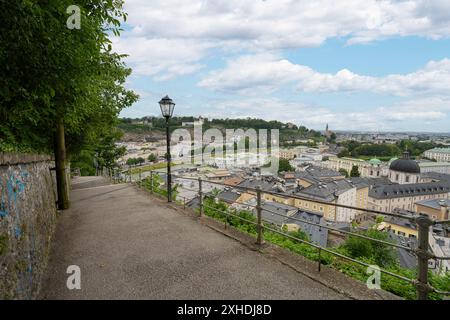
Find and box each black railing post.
[150,171,153,193]
[198,178,203,217]
[318,247,322,272]
[256,186,263,245]
[166,117,172,203]
[416,214,433,300]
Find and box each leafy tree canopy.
[0,0,138,164]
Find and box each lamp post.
[159,95,175,202]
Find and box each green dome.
[369,158,382,166]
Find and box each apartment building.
[424,148,450,162]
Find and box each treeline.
[0,1,137,207]
[338,140,444,158]
[209,118,292,130]
[120,116,196,129]
[118,117,324,143]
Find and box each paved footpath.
[40,176,347,299]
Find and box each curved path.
[40,177,348,300]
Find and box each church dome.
[388,157,398,164]
[389,151,420,174]
[369,158,382,166]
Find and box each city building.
[257,202,298,226]
[415,199,450,221]
[388,151,421,184]
[378,215,418,239]
[323,156,385,178]
[429,234,450,274]
[324,124,333,139]
[291,179,357,222]
[418,162,450,175]
[280,146,322,161]
[349,178,371,223]
[181,117,205,127]
[423,148,450,162]
[284,210,328,247]
[368,182,450,212]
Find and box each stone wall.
[0,153,57,299]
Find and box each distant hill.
[118,117,325,145]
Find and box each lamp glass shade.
[159,95,175,118]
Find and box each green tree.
[375,215,385,224]
[148,153,157,162]
[350,165,360,177]
[278,158,294,173]
[126,158,137,166]
[327,132,337,143]
[341,229,398,268]
[0,1,138,208]
[137,157,145,165]
[70,127,126,176]
[339,168,349,178]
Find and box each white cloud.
[114,0,450,81]
[122,0,450,49]
[199,54,450,97]
[376,97,450,121]
[300,58,450,96]
[196,97,450,132]
[112,37,211,79]
[115,0,450,131]
[198,54,309,94]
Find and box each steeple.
[403,148,410,160]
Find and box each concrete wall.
[0,153,57,299]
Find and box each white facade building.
[424,148,450,162]
[419,162,450,175]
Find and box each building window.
[405,176,409,183]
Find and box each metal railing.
[123,168,450,300]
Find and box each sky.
[113,0,450,133]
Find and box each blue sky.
[114,0,450,132]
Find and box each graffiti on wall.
[0,168,29,219]
[1,168,30,249]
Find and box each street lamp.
[159,95,175,202]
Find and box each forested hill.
[118,117,325,145]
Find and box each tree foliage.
[148,153,157,162]
[337,139,445,159]
[339,168,349,178]
[0,0,138,168]
[278,158,295,173]
[350,165,360,177]
[341,229,398,268]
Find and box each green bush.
[198,197,450,300]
